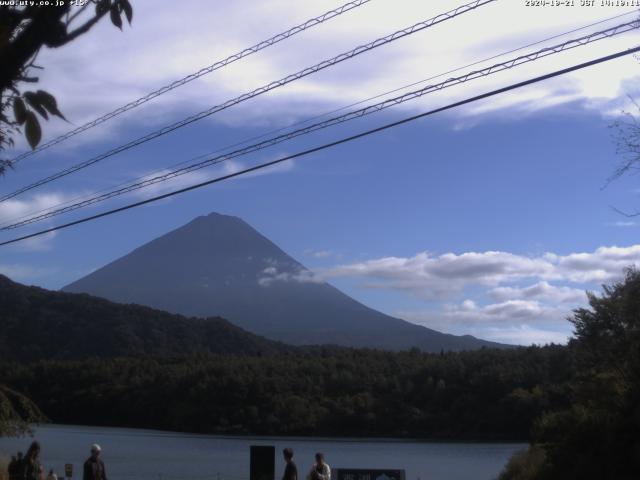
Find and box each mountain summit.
[64,212,504,351]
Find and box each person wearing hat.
[83,444,107,480]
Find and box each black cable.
[3,18,637,231]
[0,0,495,203]
[9,0,373,164]
[1,45,637,248]
[4,9,635,228]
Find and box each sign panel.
[336,469,406,480]
[64,464,73,478]
[249,445,275,480]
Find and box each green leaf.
[119,0,133,24]
[24,111,42,149]
[13,97,27,125]
[24,91,48,120]
[110,5,123,29]
[35,90,66,121]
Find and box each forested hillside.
[0,275,287,360]
[0,273,573,441]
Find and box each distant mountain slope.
[0,275,286,361]
[64,212,507,352]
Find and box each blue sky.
[1,0,640,345]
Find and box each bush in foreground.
[500,268,640,480]
[498,446,546,480]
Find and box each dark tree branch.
[66,2,92,26]
[0,1,133,165]
[58,11,108,46]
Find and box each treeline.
[0,345,572,440]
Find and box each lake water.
[0,425,525,480]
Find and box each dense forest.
[0,345,571,440]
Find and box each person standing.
[83,444,107,480]
[307,453,331,480]
[282,448,298,480]
[46,469,57,480]
[13,452,24,480]
[7,455,17,480]
[23,442,43,480]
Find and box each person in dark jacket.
[83,444,107,480]
[282,448,297,480]
[23,442,43,480]
[12,452,24,480]
[7,455,17,480]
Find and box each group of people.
[8,441,325,480]
[7,442,50,480]
[6,441,107,480]
[282,449,331,480]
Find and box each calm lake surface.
[0,425,525,480]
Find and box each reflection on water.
[0,425,524,480]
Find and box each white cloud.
[397,304,573,345]
[489,281,586,304]
[7,0,638,154]
[130,169,212,198]
[554,245,640,282]
[317,250,552,299]
[400,298,572,325]
[446,299,571,323]
[607,220,636,227]
[258,264,323,287]
[0,194,73,251]
[225,156,295,179]
[0,263,57,283]
[104,152,296,203]
[0,193,77,224]
[5,231,58,253]
[317,245,640,299]
[481,325,571,346]
[309,244,640,345]
[308,249,332,258]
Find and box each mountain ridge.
[0,274,287,361]
[63,212,508,352]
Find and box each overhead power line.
[9,0,373,165]
[3,19,638,231]
[1,44,638,248]
[5,9,634,229]
[0,0,496,204]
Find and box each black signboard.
[249,445,275,480]
[336,469,406,480]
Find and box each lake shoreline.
[25,422,530,445]
[1,424,524,480]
